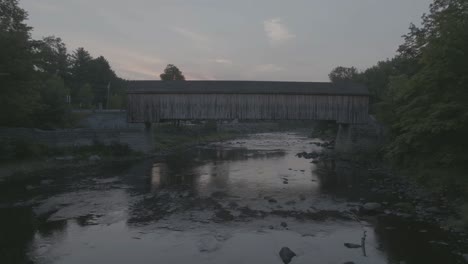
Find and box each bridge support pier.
[141,122,155,153]
[334,116,384,155]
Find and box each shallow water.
[0,133,466,264]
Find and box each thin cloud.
[184,72,217,80]
[83,44,166,80]
[172,27,209,43]
[254,64,284,73]
[212,58,233,65]
[263,18,295,44]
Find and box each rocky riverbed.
[0,132,467,263]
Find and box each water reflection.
[149,147,287,194]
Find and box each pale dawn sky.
[20,0,432,81]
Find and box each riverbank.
[0,122,288,182]
[299,136,468,260]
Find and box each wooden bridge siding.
[127,94,369,124]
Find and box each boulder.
[88,155,101,162]
[344,243,362,249]
[361,202,382,213]
[279,247,296,264]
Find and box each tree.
[87,56,117,107]
[35,36,70,79]
[0,0,34,79]
[328,66,359,83]
[108,93,124,109]
[76,83,93,108]
[0,0,40,126]
[34,76,71,128]
[160,64,185,80]
[386,0,468,182]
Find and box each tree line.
[0,0,127,128]
[329,0,468,192]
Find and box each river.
[0,132,466,263]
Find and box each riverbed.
[0,132,466,263]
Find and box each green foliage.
[76,83,93,108]
[329,0,468,196]
[0,137,136,162]
[33,76,71,128]
[0,0,128,127]
[328,66,359,83]
[35,36,69,79]
[160,64,185,81]
[0,138,48,161]
[0,0,39,127]
[386,0,468,175]
[153,123,237,151]
[108,93,125,109]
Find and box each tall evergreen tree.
[0,0,40,126]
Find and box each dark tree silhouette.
[328,66,359,83]
[160,64,185,81]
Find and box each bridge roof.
[127,80,369,96]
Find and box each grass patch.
[153,123,241,152]
[0,138,138,163]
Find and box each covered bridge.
[126,81,369,124]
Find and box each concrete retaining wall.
[76,110,144,130]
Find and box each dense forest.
[329,0,468,195]
[0,0,127,129]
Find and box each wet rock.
[343,262,355,264]
[88,155,101,162]
[429,240,449,246]
[299,194,306,201]
[211,191,227,199]
[268,198,278,203]
[344,243,362,249]
[361,202,382,213]
[279,247,296,264]
[215,209,234,221]
[55,155,75,161]
[179,191,190,198]
[280,222,288,228]
[40,180,53,185]
[296,151,320,159]
[425,207,442,214]
[285,200,296,205]
[394,202,414,212]
[283,181,289,184]
[198,236,220,252]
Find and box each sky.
[20,0,432,81]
